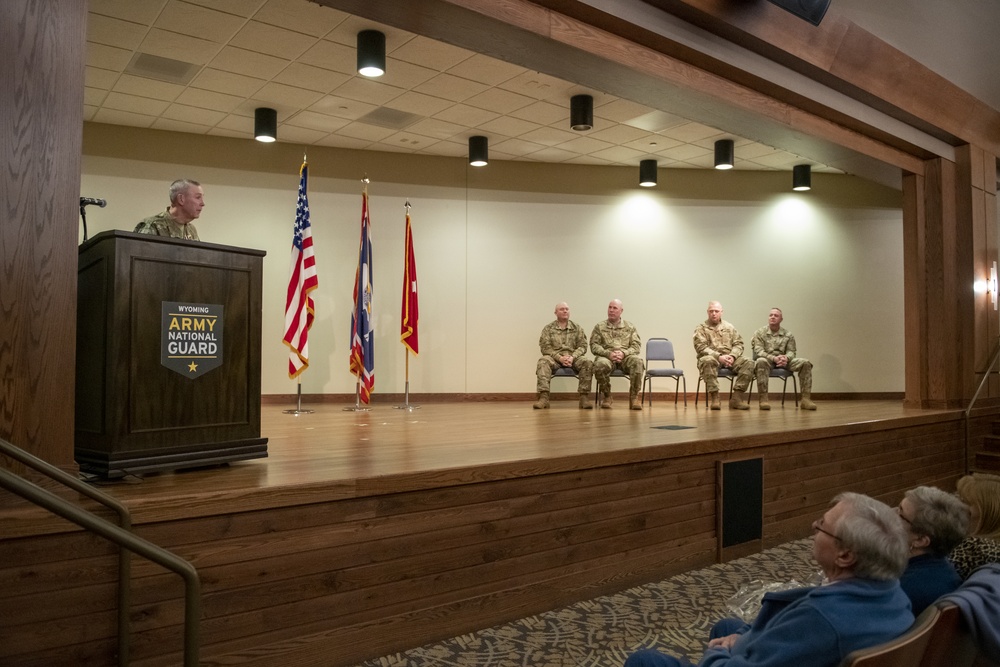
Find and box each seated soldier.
[533,301,593,409]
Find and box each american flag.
[282,161,318,379]
[350,191,375,402]
[400,209,419,355]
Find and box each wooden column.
[0,1,85,469]
[903,150,999,408]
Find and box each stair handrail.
[964,336,1000,474]
[0,440,200,666]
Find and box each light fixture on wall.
[639,159,658,187]
[714,139,734,170]
[570,94,593,131]
[469,136,488,167]
[254,107,277,143]
[792,164,811,191]
[357,30,386,77]
[991,261,998,310]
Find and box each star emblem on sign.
[188,361,198,372]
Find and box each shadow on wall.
[816,354,854,392]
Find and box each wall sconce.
[714,139,734,170]
[792,164,811,191]
[254,107,277,143]
[357,30,386,77]
[570,94,593,131]
[639,159,658,187]
[991,261,998,310]
[469,136,488,167]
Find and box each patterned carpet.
[357,539,821,667]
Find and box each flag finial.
[405,200,411,211]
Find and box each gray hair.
[904,486,971,557]
[169,179,200,204]
[833,492,909,581]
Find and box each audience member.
[949,472,1000,579]
[533,302,594,410]
[134,178,204,240]
[693,301,753,410]
[897,486,969,614]
[751,308,816,410]
[624,492,913,667]
[590,299,644,410]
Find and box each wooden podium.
[75,231,268,477]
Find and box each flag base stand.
[283,384,314,415]
[394,381,420,410]
[343,382,371,411]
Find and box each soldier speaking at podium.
[134,178,204,241]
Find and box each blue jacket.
[900,553,961,616]
[700,579,913,667]
[941,563,1000,662]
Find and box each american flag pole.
[282,152,316,415]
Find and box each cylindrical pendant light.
[639,159,658,187]
[714,139,734,170]
[793,164,812,191]
[357,30,386,77]
[570,94,593,131]
[254,107,277,143]
[469,136,488,167]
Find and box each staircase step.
[975,451,1000,472]
[984,435,1000,452]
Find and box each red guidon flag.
[400,211,418,355]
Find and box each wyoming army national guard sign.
[161,301,223,378]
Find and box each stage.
[2,399,992,667]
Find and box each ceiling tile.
[518,126,579,147]
[490,137,546,157]
[152,117,212,133]
[274,62,350,93]
[113,73,185,101]
[588,124,655,145]
[87,42,133,71]
[332,77,406,106]
[405,118,466,141]
[252,0,348,37]
[414,73,489,103]
[379,59,439,90]
[229,21,315,60]
[660,121,725,143]
[523,146,579,162]
[139,28,224,66]
[103,92,170,116]
[191,68,265,97]
[379,131,439,152]
[93,108,157,128]
[498,70,576,101]
[85,66,121,90]
[84,88,109,106]
[210,45,289,79]
[462,87,535,115]
[387,34,474,71]
[447,54,525,86]
[555,136,616,155]
[421,140,466,158]
[588,145,647,164]
[314,133,373,150]
[87,14,148,50]
[656,143,711,160]
[623,135,682,153]
[337,121,397,142]
[382,90,452,118]
[320,15,415,52]
[751,150,802,168]
[84,105,99,122]
[309,94,378,120]
[737,142,783,159]
[510,100,567,126]
[156,0,246,43]
[161,103,227,126]
[254,82,324,108]
[285,110,350,132]
[478,115,542,139]
[298,39,356,76]
[174,87,245,112]
[89,0,165,24]
[185,0,267,17]
[274,124,330,144]
[432,103,500,127]
[596,98,656,123]
[215,113,254,132]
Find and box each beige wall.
[80,123,903,396]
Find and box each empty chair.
[641,338,686,406]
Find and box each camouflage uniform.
[134,209,200,241]
[751,325,813,397]
[536,320,594,394]
[590,319,644,396]
[693,319,753,393]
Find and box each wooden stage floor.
[92,398,958,522]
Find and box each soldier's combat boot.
[579,392,593,410]
[729,391,750,410]
[629,391,642,410]
[601,392,613,409]
[758,393,771,410]
[709,391,721,410]
[799,364,816,410]
[533,391,550,409]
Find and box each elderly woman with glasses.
[948,473,1000,579]
[624,492,912,667]
[896,486,970,614]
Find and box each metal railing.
[963,336,1000,474]
[0,439,201,666]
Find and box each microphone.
[80,197,107,208]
